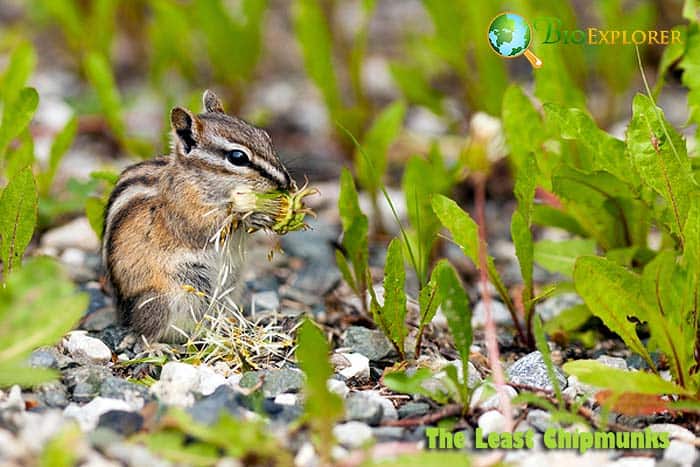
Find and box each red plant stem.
[474,174,514,432]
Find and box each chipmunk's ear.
[170,107,199,154]
[203,89,224,113]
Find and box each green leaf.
[0,168,38,273]
[0,365,58,388]
[502,85,544,172]
[654,26,686,97]
[1,42,37,105]
[292,0,342,117]
[434,260,471,402]
[39,116,78,196]
[511,211,533,299]
[382,368,448,404]
[531,204,588,238]
[626,94,698,243]
[534,239,596,278]
[390,62,443,114]
[432,194,514,314]
[4,131,34,179]
[0,87,39,158]
[296,319,343,461]
[339,168,363,231]
[573,256,655,370]
[403,148,453,282]
[363,451,472,466]
[545,103,635,186]
[563,360,690,395]
[84,52,125,140]
[355,101,406,196]
[85,197,106,240]
[338,168,369,300]
[0,257,87,386]
[381,238,407,358]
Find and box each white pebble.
[64,397,132,431]
[274,393,297,406]
[64,331,112,364]
[150,362,199,407]
[337,352,370,383]
[327,379,350,398]
[664,439,698,465]
[333,421,373,449]
[194,365,227,396]
[294,442,318,467]
[41,217,99,251]
[478,410,506,435]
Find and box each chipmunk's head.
[170,90,295,228]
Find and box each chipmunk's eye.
[225,149,249,166]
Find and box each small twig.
[381,403,464,427]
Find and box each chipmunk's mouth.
[229,181,318,234]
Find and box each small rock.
[64,365,112,402]
[274,393,298,406]
[28,347,61,369]
[36,381,70,408]
[104,442,171,467]
[16,410,66,452]
[194,365,227,396]
[97,410,144,436]
[188,385,245,425]
[507,351,567,391]
[63,331,112,364]
[327,379,350,398]
[0,385,24,412]
[99,377,150,410]
[346,392,384,426]
[606,458,655,467]
[64,397,133,431]
[649,424,696,443]
[251,291,280,311]
[595,355,628,371]
[526,409,557,432]
[336,352,370,383]
[663,440,698,465]
[470,383,518,411]
[398,402,429,419]
[537,293,583,321]
[333,421,374,449]
[343,326,397,361]
[436,360,482,389]
[41,217,99,251]
[150,362,199,407]
[294,442,318,467]
[83,307,118,332]
[240,369,304,398]
[367,391,398,422]
[372,426,406,442]
[472,300,513,327]
[478,410,506,435]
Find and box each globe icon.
[488,12,542,68]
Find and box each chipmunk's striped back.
[102,90,293,342]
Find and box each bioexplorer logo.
[487,12,683,69]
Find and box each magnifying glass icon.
[487,12,542,69]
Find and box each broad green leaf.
[296,319,343,460]
[0,168,38,273]
[381,238,407,357]
[502,85,544,172]
[382,368,448,404]
[403,148,453,282]
[543,304,592,335]
[511,211,533,301]
[513,154,537,224]
[40,424,82,467]
[432,194,514,314]
[292,0,342,116]
[680,24,700,142]
[563,360,690,395]
[39,116,78,196]
[534,238,596,278]
[531,204,587,238]
[1,43,36,105]
[626,94,698,242]
[4,131,34,179]
[84,52,125,140]
[85,197,106,240]
[434,260,471,402]
[338,168,363,231]
[0,365,58,388]
[0,87,39,158]
[573,256,653,368]
[0,257,87,386]
[545,103,636,186]
[390,62,443,114]
[684,0,699,21]
[355,101,406,196]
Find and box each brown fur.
[103,90,293,342]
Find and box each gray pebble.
[398,401,429,419]
[97,410,143,436]
[100,377,151,408]
[507,351,567,391]
[239,369,304,398]
[345,392,383,426]
[343,326,397,361]
[188,386,245,425]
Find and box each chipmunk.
[102,90,294,343]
